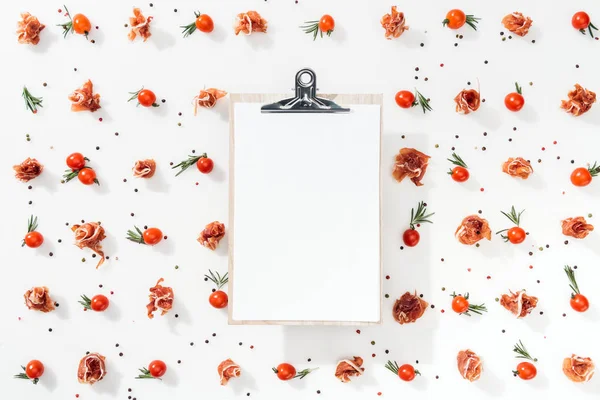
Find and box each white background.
[1,0,600,399]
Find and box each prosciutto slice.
[194,89,227,115]
[24,286,55,313]
[68,80,101,112]
[147,278,174,318]
[218,359,241,386]
[563,355,595,383]
[335,357,364,383]
[234,11,267,35]
[381,6,408,39]
[454,88,481,114]
[72,222,106,269]
[128,8,153,41]
[77,353,106,384]
[562,217,594,239]
[501,12,533,37]
[17,13,45,45]
[561,84,596,116]
[457,349,482,382]
[13,157,43,182]
[133,159,156,178]
[455,215,491,245]
[502,157,533,179]
[500,290,538,318]
[393,291,428,324]
[197,221,226,250]
[392,148,430,186]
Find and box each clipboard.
[228,68,383,326]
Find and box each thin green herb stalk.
[14,366,39,384]
[180,12,201,37]
[135,367,159,380]
[408,201,435,230]
[580,22,598,38]
[127,87,159,107]
[447,153,468,169]
[172,153,207,176]
[414,89,432,114]
[385,360,399,375]
[450,292,487,316]
[22,215,39,247]
[515,82,522,95]
[22,87,43,114]
[78,294,93,310]
[464,15,481,30]
[126,226,146,244]
[496,206,524,240]
[300,20,322,41]
[57,5,77,39]
[513,340,537,362]
[587,161,600,177]
[564,265,581,295]
[295,367,318,379]
[205,270,228,290]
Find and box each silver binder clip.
[261,68,351,113]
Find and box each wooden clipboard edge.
[228,93,383,326]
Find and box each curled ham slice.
[128,8,153,41]
[381,6,409,39]
[69,80,101,112]
[193,88,228,115]
[502,157,533,179]
[454,88,481,114]
[500,290,538,318]
[24,286,55,313]
[393,291,428,324]
[563,355,595,383]
[501,12,532,37]
[197,221,226,250]
[561,84,596,117]
[17,13,45,45]
[72,222,106,269]
[455,215,491,245]
[13,157,43,182]
[392,148,430,186]
[218,359,241,386]
[335,356,364,383]
[457,349,482,382]
[147,278,174,319]
[234,11,267,35]
[562,217,594,239]
[133,159,156,178]
[78,353,106,385]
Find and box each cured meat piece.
[457,349,482,382]
[454,88,481,114]
[197,221,226,250]
[77,353,106,384]
[392,148,430,186]
[72,222,106,269]
[218,359,241,386]
[128,8,153,41]
[13,157,43,182]
[502,157,533,179]
[335,357,364,383]
[17,13,45,45]
[499,290,538,318]
[561,84,596,116]
[234,11,268,35]
[562,217,594,239]
[194,89,228,115]
[563,355,595,383]
[501,12,533,37]
[393,291,428,324]
[24,286,55,313]
[147,278,174,318]
[381,6,409,39]
[455,215,491,245]
[68,80,101,112]
[133,159,156,178]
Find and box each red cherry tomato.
[275,363,296,380]
[398,364,417,381]
[24,231,44,248]
[72,14,91,35]
[505,93,525,112]
[195,14,214,33]
[143,227,163,246]
[196,157,214,174]
[507,227,526,244]
[395,91,415,109]
[209,290,228,308]
[572,12,591,30]
[444,9,466,29]
[570,294,589,312]
[25,360,44,379]
[78,168,97,185]
[91,294,110,312]
[571,168,592,187]
[149,360,167,378]
[319,15,335,33]
[66,152,86,170]
[138,90,157,107]
[452,296,469,313]
[402,229,420,247]
[516,362,537,380]
[450,166,469,182]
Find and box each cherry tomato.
[444,9,466,29]
[196,157,214,174]
[450,166,469,182]
[149,360,167,378]
[402,229,420,247]
[24,231,44,248]
[91,294,109,312]
[319,15,335,33]
[570,293,589,312]
[138,90,157,107]
[78,168,97,185]
[25,360,44,379]
[516,362,537,380]
[507,227,526,244]
[72,14,92,35]
[505,93,525,112]
[395,91,415,109]
[398,364,417,381]
[209,290,228,308]
[143,227,163,246]
[571,168,592,187]
[452,296,469,314]
[572,12,591,30]
[275,363,296,380]
[66,152,86,170]
[196,14,214,33]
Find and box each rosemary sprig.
[172,153,207,176]
[22,215,39,247]
[515,82,522,95]
[384,360,421,377]
[414,89,432,114]
[587,162,600,177]
[57,5,86,39]
[22,87,43,114]
[447,153,468,170]
[450,292,487,316]
[300,20,330,41]
[180,12,201,37]
[78,294,93,310]
[126,226,146,244]
[464,15,481,30]
[61,166,98,185]
[513,340,537,362]
[272,367,318,379]
[580,22,598,38]
[128,87,159,107]
[564,265,581,295]
[205,270,228,290]
[500,206,524,226]
[135,367,160,380]
[14,366,38,384]
[408,201,435,230]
